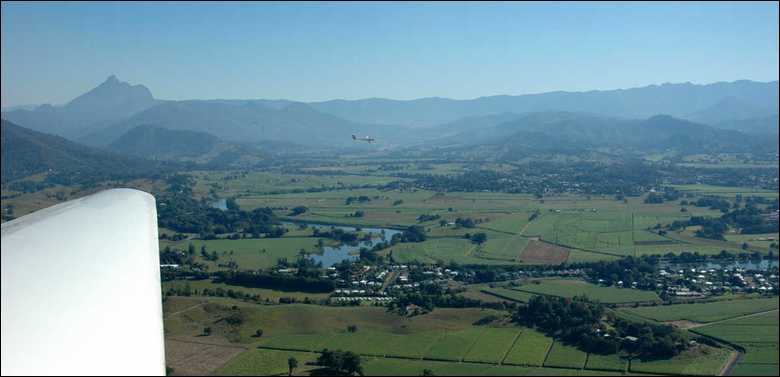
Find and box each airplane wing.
[1,189,165,376]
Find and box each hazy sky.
[1,1,778,107]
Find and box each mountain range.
[0,119,166,184]
[308,80,779,127]
[1,76,778,166]
[2,75,160,140]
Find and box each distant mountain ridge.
[2,75,160,139]
[108,124,221,158]
[0,119,165,184]
[429,112,778,159]
[3,76,777,148]
[79,99,386,147]
[308,80,779,127]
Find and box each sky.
[1,1,778,107]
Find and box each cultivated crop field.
[512,279,661,304]
[502,329,554,366]
[585,353,627,372]
[691,310,779,376]
[163,286,742,376]
[620,297,779,323]
[162,279,331,303]
[543,341,588,369]
[188,170,774,271]
[462,327,522,363]
[160,236,330,270]
[520,240,571,264]
[628,347,731,376]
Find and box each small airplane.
[352,134,375,143]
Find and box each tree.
[188,243,196,256]
[254,329,264,338]
[422,369,435,376]
[288,357,298,376]
[470,232,488,244]
[317,349,363,376]
[202,327,211,336]
[400,225,427,242]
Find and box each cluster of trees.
[214,271,335,293]
[454,217,476,228]
[396,225,427,243]
[584,256,659,290]
[156,174,292,238]
[644,188,681,204]
[312,227,361,244]
[390,291,507,314]
[514,295,688,359]
[693,196,731,212]
[345,196,371,205]
[613,319,690,359]
[289,206,308,216]
[417,213,441,223]
[464,232,488,244]
[157,176,282,237]
[316,349,363,376]
[410,161,660,196]
[668,202,778,240]
[722,206,779,234]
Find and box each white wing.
[1,189,165,376]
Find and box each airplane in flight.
[352,134,375,143]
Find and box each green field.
[160,237,330,270]
[462,327,521,363]
[693,311,780,344]
[621,297,779,323]
[214,348,319,376]
[166,297,658,376]
[186,170,770,268]
[424,328,484,361]
[544,341,588,369]
[730,363,780,376]
[217,348,632,376]
[690,310,779,376]
[359,356,628,376]
[513,279,661,304]
[163,279,331,303]
[585,353,627,371]
[478,286,538,303]
[629,347,731,375]
[502,329,554,366]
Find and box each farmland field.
[160,237,331,270]
[502,329,554,366]
[692,311,780,344]
[162,279,331,303]
[166,297,671,376]
[691,310,779,376]
[512,279,661,304]
[462,327,522,364]
[543,341,588,369]
[478,286,538,303]
[585,353,627,371]
[424,328,484,361]
[628,346,731,375]
[520,240,571,264]
[620,297,779,323]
